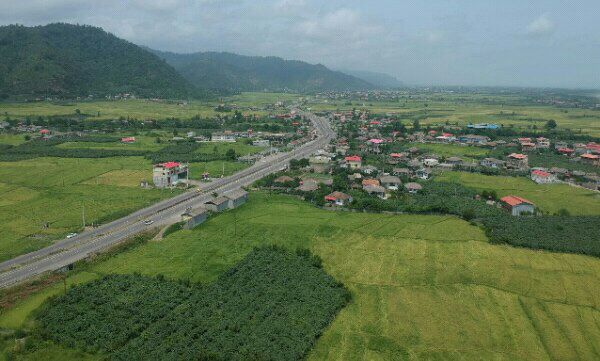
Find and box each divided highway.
[0,111,335,289]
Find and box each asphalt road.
[0,111,335,289]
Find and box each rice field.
[3,193,599,360]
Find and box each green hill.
[0,23,202,100]
[151,49,374,93]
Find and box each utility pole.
[82,202,85,228]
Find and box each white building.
[152,162,189,188]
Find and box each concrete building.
[379,175,402,190]
[345,155,362,170]
[211,132,236,142]
[224,189,248,209]
[309,156,332,173]
[507,153,529,169]
[500,196,535,216]
[325,191,353,206]
[531,170,558,184]
[181,208,208,230]
[404,182,423,194]
[204,196,230,213]
[152,162,189,188]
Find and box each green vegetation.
[0,157,173,262]
[0,23,201,100]
[153,49,372,92]
[410,142,489,159]
[437,171,600,215]
[3,193,600,360]
[36,247,349,361]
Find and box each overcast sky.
[2,0,599,89]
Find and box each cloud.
[527,13,555,35]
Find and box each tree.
[412,119,420,130]
[545,119,557,130]
[225,148,237,160]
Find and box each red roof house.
[500,195,535,216]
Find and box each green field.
[412,143,489,159]
[0,134,27,146]
[0,92,300,122]
[3,193,600,360]
[0,157,175,262]
[437,171,600,215]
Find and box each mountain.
[340,70,404,88]
[151,50,374,93]
[0,23,202,100]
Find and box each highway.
[0,111,335,289]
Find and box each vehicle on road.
[142,220,154,225]
[66,233,77,239]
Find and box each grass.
[437,171,600,215]
[411,143,489,160]
[3,193,600,360]
[0,157,175,262]
[188,160,249,180]
[0,134,27,146]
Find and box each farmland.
[437,171,600,215]
[0,92,300,122]
[0,157,173,262]
[2,193,600,360]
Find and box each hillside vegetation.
[152,49,374,92]
[0,24,201,100]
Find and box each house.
[458,134,490,144]
[362,179,380,187]
[345,155,362,169]
[423,158,439,167]
[324,191,353,206]
[580,153,600,166]
[211,132,236,142]
[446,157,463,166]
[467,123,499,130]
[252,139,270,147]
[348,173,362,182]
[225,189,248,209]
[416,168,431,180]
[531,170,558,184]
[361,165,378,175]
[121,137,136,143]
[367,138,384,153]
[404,182,423,194]
[521,142,536,152]
[480,158,505,168]
[379,175,402,190]
[557,147,575,155]
[204,196,230,213]
[152,162,189,188]
[181,208,208,230]
[364,184,386,198]
[506,153,529,169]
[536,137,550,149]
[392,168,411,177]
[309,156,332,173]
[500,196,535,216]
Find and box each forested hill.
[151,49,374,93]
[0,23,202,100]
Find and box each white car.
[66,233,77,239]
[143,219,154,225]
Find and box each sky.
[1,0,599,89]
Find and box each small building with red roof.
[581,153,600,166]
[325,191,353,206]
[344,155,362,169]
[500,196,535,216]
[531,169,558,184]
[152,161,189,188]
[557,147,574,155]
[121,137,136,143]
[506,153,529,169]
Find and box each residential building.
[446,157,463,166]
[506,153,529,169]
[345,155,362,169]
[423,158,439,167]
[531,170,558,184]
[392,168,411,177]
[458,134,490,144]
[364,184,386,198]
[324,191,353,206]
[581,153,600,166]
[309,156,332,173]
[404,182,423,194]
[252,139,270,147]
[152,162,188,188]
[500,196,535,216]
[361,165,378,175]
[379,175,402,190]
[297,179,319,192]
[416,168,431,180]
[211,132,236,142]
[480,158,505,169]
[536,137,550,149]
[121,137,136,143]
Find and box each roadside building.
[324,191,353,206]
[204,196,230,213]
[344,155,362,169]
[500,196,535,216]
[531,170,558,184]
[152,162,189,188]
[181,208,208,230]
[224,189,248,209]
[404,182,423,194]
[211,132,236,142]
